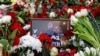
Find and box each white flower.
[10,46,18,53]
[79,51,84,56]
[0,4,9,10]
[67,8,73,14]
[19,33,42,52]
[74,52,80,56]
[80,9,88,16]
[71,35,76,40]
[90,47,96,56]
[66,49,71,53]
[50,47,58,56]
[0,43,3,48]
[49,11,56,18]
[79,40,85,47]
[23,24,30,30]
[0,18,3,24]
[29,8,35,15]
[70,15,78,25]
[85,0,92,6]
[26,49,34,56]
[2,15,11,23]
[85,47,90,54]
[75,11,82,17]
[30,3,35,8]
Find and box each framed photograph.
[31,19,70,47]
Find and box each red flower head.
[38,33,52,43]
[79,0,85,4]
[62,0,67,3]
[71,5,79,11]
[12,36,20,46]
[7,12,17,22]
[12,3,20,11]
[64,29,74,39]
[49,0,56,6]
[10,21,27,36]
[70,48,77,56]
[62,5,68,11]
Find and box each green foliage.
[0,39,10,50]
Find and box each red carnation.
[70,48,77,56]
[62,0,67,3]
[49,0,56,6]
[12,3,20,11]
[64,29,74,39]
[62,5,68,11]
[79,0,85,4]
[7,12,17,22]
[10,21,27,36]
[38,33,52,43]
[12,36,20,46]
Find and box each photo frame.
[31,19,70,47]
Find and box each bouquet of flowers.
[70,8,100,48]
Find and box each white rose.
[50,47,58,56]
[67,8,73,14]
[80,9,88,16]
[49,12,56,18]
[2,15,11,23]
[0,18,3,24]
[23,24,31,30]
[70,15,78,25]
[75,11,82,17]
[85,47,90,54]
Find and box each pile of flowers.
[0,0,100,56]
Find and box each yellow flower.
[11,0,17,5]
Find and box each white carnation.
[23,24,30,30]
[67,8,73,14]
[75,11,82,17]
[10,46,18,53]
[70,15,78,25]
[49,12,56,18]
[26,49,34,56]
[80,9,88,16]
[19,33,42,52]
[2,15,11,23]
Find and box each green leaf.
[0,39,10,50]
[17,16,25,24]
[8,29,18,40]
